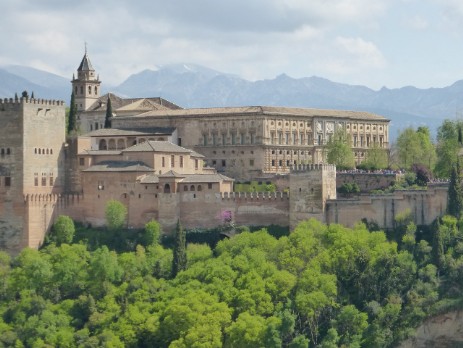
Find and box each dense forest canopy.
[1,215,462,347]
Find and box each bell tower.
[71,46,101,111]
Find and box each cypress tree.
[104,96,112,129]
[447,162,463,218]
[14,93,18,102]
[68,92,77,134]
[31,91,35,99]
[172,219,187,277]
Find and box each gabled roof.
[159,170,185,178]
[85,93,182,113]
[77,53,94,71]
[127,105,388,121]
[122,141,201,155]
[83,160,153,172]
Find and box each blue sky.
[1,0,463,90]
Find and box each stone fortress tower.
[71,48,101,112]
[0,96,65,252]
[289,164,337,230]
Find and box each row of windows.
[270,131,313,145]
[161,155,186,168]
[34,173,54,186]
[212,150,254,155]
[271,149,312,155]
[203,133,256,146]
[98,137,167,150]
[75,85,98,96]
[352,135,384,147]
[211,159,255,167]
[34,148,53,155]
[97,182,213,193]
[0,148,11,156]
[183,183,213,191]
[271,160,312,167]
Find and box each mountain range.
[2,63,463,139]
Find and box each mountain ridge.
[1,63,462,138]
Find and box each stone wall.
[336,172,400,192]
[326,183,448,229]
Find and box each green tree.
[172,220,187,277]
[104,96,112,129]
[435,119,462,178]
[143,220,161,246]
[105,200,127,231]
[325,128,355,169]
[51,215,75,245]
[68,92,77,134]
[417,126,437,169]
[363,141,389,169]
[447,162,463,218]
[396,127,421,169]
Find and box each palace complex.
[0,51,448,254]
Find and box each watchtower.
[289,164,336,229]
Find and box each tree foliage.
[435,120,462,178]
[447,162,463,218]
[395,126,436,170]
[104,96,112,129]
[2,215,463,347]
[105,200,127,231]
[68,92,77,134]
[325,128,355,169]
[172,219,186,277]
[52,215,75,245]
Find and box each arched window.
[108,139,116,150]
[50,149,53,155]
[46,149,49,154]
[190,185,195,191]
[94,86,98,95]
[197,185,202,191]
[184,185,188,191]
[88,86,91,94]
[117,139,125,149]
[164,184,171,193]
[99,139,107,150]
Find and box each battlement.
[290,163,336,173]
[221,191,289,200]
[0,97,64,107]
[24,193,83,203]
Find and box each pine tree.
[68,92,77,134]
[104,96,112,129]
[447,162,463,218]
[172,219,187,277]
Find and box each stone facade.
[112,107,390,180]
[0,97,65,252]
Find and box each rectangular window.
[162,157,165,167]
[178,138,182,146]
[231,133,236,145]
[212,160,217,165]
[278,131,282,144]
[180,156,184,168]
[34,175,38,186]
[250,133,255,144]
[278,160,282,166]
[249,159,254,166]
[208,183,213,189]
[195,159,199,169]
[222,160,226,167]
[293,132,297,145]
[353,135,358,147]
[270,131,275,144]
[49,176,54,186]
[5,177,11,187]
[222,134,226,145]
[79,157,85,166]
[171,155,175,167]
[98,180,104,190]
[240,133,245,145]
[41,174,46,186]
[212,134,217,145]
[285,133,290,145]
[272,159,275,167]
[300,133,304,144]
